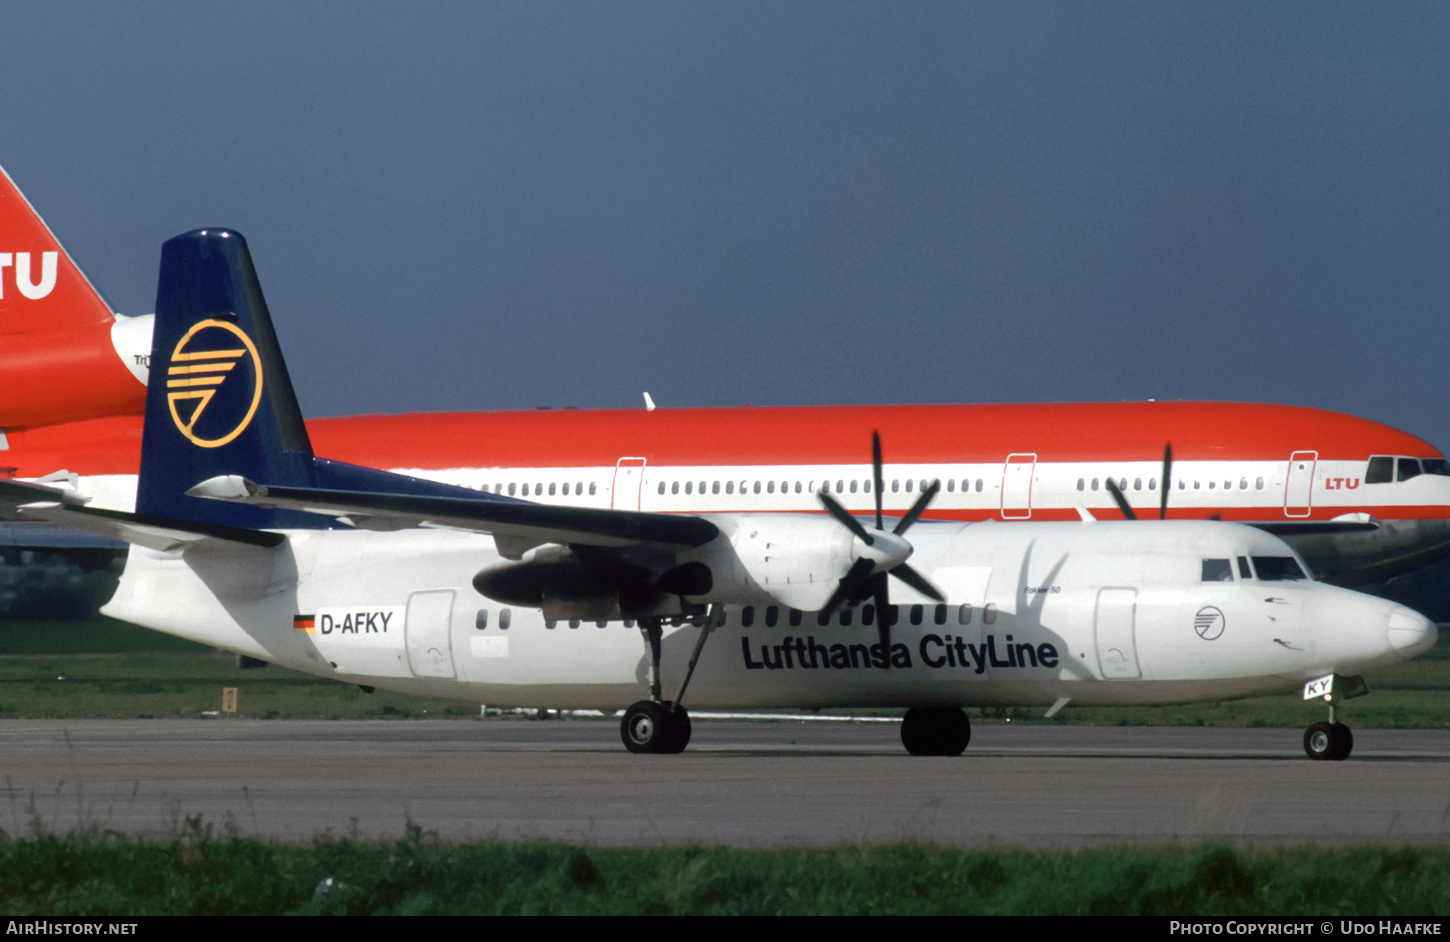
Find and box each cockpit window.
[1397,458,1423,482]
[1366,456,1393,484]
[1423,458,1450,477]
[1251,556,1308,581]
[1201,559,1234,582]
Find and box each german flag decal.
[293,614,316,634]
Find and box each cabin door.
[1094,587,1141,679]
[406,590,457,679]
[1284,451,1317,518]
[612,457,647,510]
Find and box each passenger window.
[1134,478,1142,491]
[589,483,596,496]
[934,604,947,625]
[789,609,802,627]
[958,603,973,625]
[767,481,774,494]
[685,481,693,495]
[840,608,852,626]
[909,604,923,626]
[849,480,858,493]
[741,606,755,627]
[545,618,557,629]
[499,609,511,630]
[1365,456,1393,484]
[1201,559,1234,582]
[476,609,488,629]
[949,479,957,492]
[569,619,580,629]
[1091,478,1099,491]
[508,483,516,496]
[817,610,831,627]
[713,481,720,494]
[1254,478,1263,490]
[658,482,666,495]
[861,604,875,626]
[975,479,983,492]
[765,605,779,627]
[1077,478,1085,492]
[983,603,997,625]
[754,481,761,494]
[726,481,734,494]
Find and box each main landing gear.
[620,611,715,754]
[901,706,971,756]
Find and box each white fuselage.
[100,519,1435,712]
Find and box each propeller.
[817,431,944,654]
[1104,443,1173,521]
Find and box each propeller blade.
[1104,477,1136,520]
[889,561,944,601]
[893,479,940,535]
[1159,443,1173,520]
[872,430,884,531]
[871,571,891,653]
[819,490,874,545]
[822,557,876,615]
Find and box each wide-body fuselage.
[15,401,1450,586]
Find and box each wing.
[186,474,719,558]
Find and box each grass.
[0,616,1446,726]
[0,822,1446,916]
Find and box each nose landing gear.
[1301,672,1367,761]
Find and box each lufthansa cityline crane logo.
[166,318,264,448]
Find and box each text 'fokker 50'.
[2,230,1435,759]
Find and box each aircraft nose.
[1387,606,1437,657]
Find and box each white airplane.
[2,229,1436,760]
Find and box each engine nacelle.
[686,513,858,611]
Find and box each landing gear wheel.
[621,700,691,754]
[1304,721,1353,761]
[901,706,971,756]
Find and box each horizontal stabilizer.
[0,478,282,552]
[187,475,719,550]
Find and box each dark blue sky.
[5,3,1450,449]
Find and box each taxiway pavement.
[2,718,1446,847]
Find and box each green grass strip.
[1,821,1448,916]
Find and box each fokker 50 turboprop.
[5,163,1450,589]
[2,229,1435,760]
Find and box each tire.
[621,700,670,753]
[1304,721,1353,761]
[620,700,691,754]
[901,707,971,756]
[1328,722,1353,760]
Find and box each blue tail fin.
[136,228,323,530]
